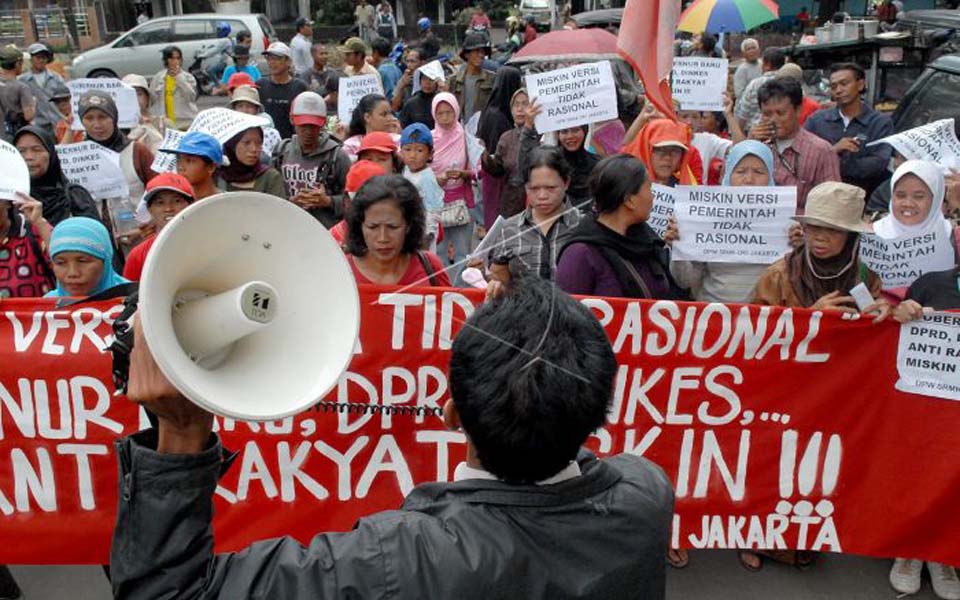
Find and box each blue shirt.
[220,64,262,85]
[378,61,402,100]
[804,101,893,195]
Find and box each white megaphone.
[138,191,360,421]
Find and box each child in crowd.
[50,84,84,144]
[123,173,196,281]
[330,159,387,245]
[159,131,224,201]
[356,131,402,173]
[400,123,443,251]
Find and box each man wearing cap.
[273,91,351,228]
[258,42,308,139]
[0,46,35,142]
[341,37,383,90]
[446,32,495,124]
[123,172,197,281]
[301,43,340,114]
[215,45,261,96]
[120,74,165,152]
[291,17,314,77]
[17,42,64,129]
[161,131,224,201]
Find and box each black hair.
[0,57,20,70]
[449,277,617,483]
[762,47,786,70]
[161,45,183,67]
[523,147,571,184]
[345,175,426,256]
[830,62,865,80]
[237,31,251,43]
[589,154,649,214]
[702,110,727,133]
[357,147,403,173]
[371,36,392,58]
[758,77,803,109]
[701,33,718,53]
[348,93,389,138]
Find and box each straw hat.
[792,182,872,233]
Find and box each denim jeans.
[438,222,473,287]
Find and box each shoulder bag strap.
[415,250,439,287]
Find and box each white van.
[69,13,276,79]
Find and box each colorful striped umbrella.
[678,0,780,34]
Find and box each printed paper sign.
[896,312,960,401]
[868,119,960,173]
[67,78,140,130]
[524,61,618,133]
[672,57,729,111]
[672,186,797,264]
[151,109,271,173]
[338,74,383,123]
[859,229,955,289]
[56,141,129,200]
[648,183,677,238]
[0,140,29,201]
[263,126,282,157]
[151,129,183,173]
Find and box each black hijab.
[14,125,75,225]
[478,66,522,152]
[218,127,269,184]
[561,125,600,205]
[79,91,129,153]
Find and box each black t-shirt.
[907,267,960,311]
[258,77,308,139]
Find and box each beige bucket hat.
[792,182,872,233]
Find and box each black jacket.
[111,430,674,599]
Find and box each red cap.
[144,172,195,204]
[345,160,386,194]
[227,72,255,91]
[358,131,398,155]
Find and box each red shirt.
[348,252,451,287]
[123,234,158,281]
[1,223,53,298]
[798,96,822,126]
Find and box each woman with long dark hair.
[342,94,400,159]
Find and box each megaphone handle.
[109,292,141,395]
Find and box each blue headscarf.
[721,140,775,186]
[43,217,129,298]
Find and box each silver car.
[69,13,276,79]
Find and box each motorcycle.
[188,41,230,96]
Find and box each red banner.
[1,287,959,565]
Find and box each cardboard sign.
[859,228,956,290]
[672,186,797,264]
[67,78,140,131]
[2,291,960,567]
[896,312,960,401]
[648,183,677,238]
[338,74,383,123]
[0,140,29,201]
[672,57,728,111]
[55,141,129,200]
[525,61,618,133]
[868,119,960,173]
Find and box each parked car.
[518,0,556,31]
[69,13,276,79]
[891,53,960,132]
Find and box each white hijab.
[873,159,955,276]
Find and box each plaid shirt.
[771,128,842,212]
[488,201,582,281]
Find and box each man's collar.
[453,460,583,485]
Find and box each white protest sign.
[56,141,129,200]
[338,74,383,123]
[524,61,618,134]
[672,57,729,111]
[648,183,677,239]
[68,78,140,130]
[895,312,960,402]
[672,186,797,264]
[868,119,960,173]
[859,229,956,289]
[0,140,29,201]
[151,128,183,173]
[263,127,282,157]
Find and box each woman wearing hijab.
[44,217,128,298]
[622,118,699,187]
[666,141,781,303]
[870,160,960,302]
[14,125,100,226]
[481,88,529,221]
[431,92,475,286]
[217,126,287,198]
[556,154,684,299]
[477,66,523,229]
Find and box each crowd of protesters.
[1,12,959,600]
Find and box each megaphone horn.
[137,191,360,421]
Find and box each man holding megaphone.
[109,278,674,599]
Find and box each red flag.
[617,0,680,120]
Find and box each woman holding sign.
[868,160,960,302]
[665,141,779,303]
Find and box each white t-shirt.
[691,132,733,183]
[290,33,313,76]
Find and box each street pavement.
[9,551,945,598]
